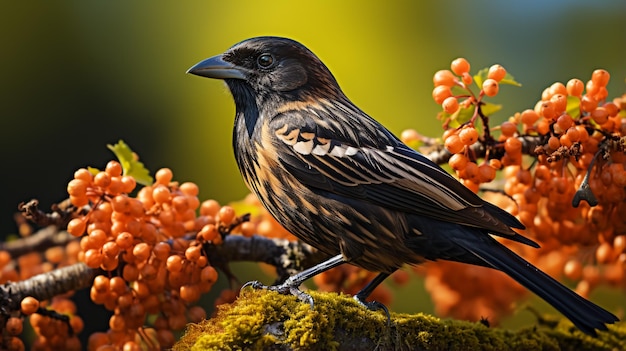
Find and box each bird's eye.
[257,54,274,68]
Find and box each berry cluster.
[2,161,255,350]
[430,58,513,193]
[406,59,625,323]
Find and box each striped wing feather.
[268,109,536,247]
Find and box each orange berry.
[185,245,202,262]
[565,127,580,143]
[549,82,567,97]
[448,153,469,171]
[559,134,572,147]
[504,137,522,154]
[591,107,609,124]
[591,69,610,87]
[464,161,479,182]
[152,185,171,204]
[67,179,88,197]
[550,94,567,115]
[240,221,256,237]
[132,243,151,263]
[444,133,464,154]
[555,114,574,133]
[461,72,473,86]
[520,109,539,125]
[218,205,236,225]
[73,168,93,183]
[482,78,499,97]
[155,168,173,185]
[401,129,420,144]
[180,182,199,196]
[478,164,496,183]
[84,249,103,268]
[536,119,550,135]
[20,296,39,315]
[166,255,184,273]
[451,58,470,76]
[548,136,561,150]
[538,101,556,120]
[94,171,112,188]
[115,232,134,250]
[580,95,598,113]
[200,265,218,284]
[566,78,584,97]
[180,284,200,302]
[432,85,453,105]
[67,218,87,237]
[603,102,619,117]
[563,260,582,280]
[200,199,221,217]
[458,127,479,145]
[5,317,23,336]
[487,64,506,82]
[500,121,518,137]
[105,161,123,177]
[442,96,459,114]
[488,158,501,169]
[120,176,137,194]
[433,69,457,87]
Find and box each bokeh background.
[1,0,625,342]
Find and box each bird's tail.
[461,237,619,335]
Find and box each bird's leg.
[353,272,392,322]
[242,254,347,308]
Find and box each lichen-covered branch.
[174,289,626,351]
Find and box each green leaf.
[229,198,263,218]
[446,105,475,127]
[87,166,101,176]
[473,67,489,90]
[481,102,503,116]
[474,67,522,89]
[107,140,153,186]
[499,72,522,87]
[566,95,581,119]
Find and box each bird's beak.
[187,55,246,80]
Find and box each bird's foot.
[241,280,315,309]
[353,294,391,326]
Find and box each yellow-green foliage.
[174,289,625,351]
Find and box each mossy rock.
[174,289,625,351]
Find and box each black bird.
[188,36,618,335]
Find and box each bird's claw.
[354,295,391,326]
[240,280,315,309]
[241,280,266,290]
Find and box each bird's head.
[187,37,344,103]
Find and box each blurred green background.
[1,0,625,341]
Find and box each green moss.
[174,289,625,351]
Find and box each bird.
[187,36,618,335]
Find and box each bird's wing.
[267,107,534,245]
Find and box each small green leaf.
[87,166,101,176]
[566,96,581,119]
[481,102,503,116]
[473,67,489,90]
[499,72,522,87]
[474,67,522,89]
[107,140,153,186]
[229,198,263,218]
[447,105,475,126]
